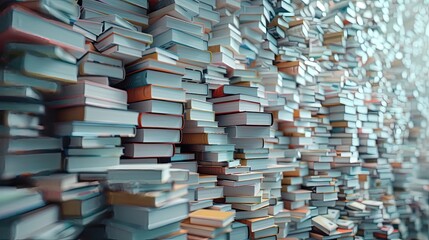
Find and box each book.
[107,221,181,240]
[212,85,258,98]
[56,105,138,126]
[136,113,184,129]
[127,85,186,103]
[0,205,59,240]
[113,198,188,230]
[118,70,183,89]
[189,209,235,228]
[107,184,188,207]
[238,216,274,232]
[1,152,62,178]
[10,52,77,83]
[0,5,86,58]
[126,129,182,143]
[107,164,171,184]
[123,143,174,158]
[181,219,232,238]
[61,193,105,217]
[0,69,60,93]
[129,100,184,115]
[0,187,45,220]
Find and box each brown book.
[330,121,354,128]
[275,61,301,69]
[208,45,231,54]
[323,38,344,45]
[281,177,303,185]
[288,19,305,28]
[283,200,305,210]
[127,84,186,103]
[324,31,344,40]
[283,168,306,177]
[278,66,299,76]
[197,166,250,175]
[107,184,187,208]
[182,133,227,145]
[61,193,105,217]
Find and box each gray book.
[1,152,62,178]
[153,29,208,51]
[0,205,59,240]
[0,69,60,93]
[106,220,180,240]
[9,52,77,83]
[65,156,120,173]
[54,121,136,137]
[81,0,148,27]
[146,15,204,38]
[5,43,76,64]
[117,70,183,89]
[113,198,188,230]
[0,6,86,58]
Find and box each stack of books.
[121,49,186,162]
[0,4,86,177]
[0,187,82,239]
[181,209,235,239]
[106,164,189,239]
[33,173,107,225]
[50,79,137,173]
[310,215,354,239]
[80,0,149,31]
[0,83,62,178]
[181,98,228,211]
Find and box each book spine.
[127,85,152,102]
[212,85,226,98]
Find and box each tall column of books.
[0,1,104,238]
[2,0,429,239]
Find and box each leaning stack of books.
[347,200,385,239]
[121,50,186,162]
[211,84,280,239]
[181,98,230,212]
[0,83,62,178]
[0,187,83,239]
[323,88,362,209]
[310,215,355,239]
[50,77,137,173]
[106,164,189,239]
[80,0,149,30]
[0,0,87,178]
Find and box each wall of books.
[0,0,428,239]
